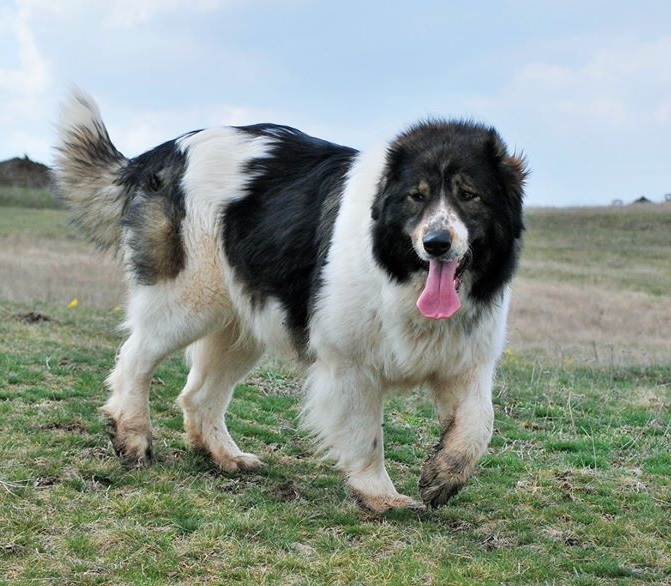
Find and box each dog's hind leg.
[178,323,264,473]
[303,363,424,512]
[104,332,164,465]
[103,286,217,465]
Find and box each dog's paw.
[419,471,462,508]
[353,491,426,514]
[107,418,153,466]
[419,451,472,508]
[212,451,265,474]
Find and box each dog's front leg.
[302,362,424,513]
[420,364,496,507]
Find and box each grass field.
[0,186,59,209]
[1,205,670,585]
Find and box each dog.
[53,90,526,512]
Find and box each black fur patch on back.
[117,135,199,285]
[223,125,357,352]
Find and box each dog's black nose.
[423,230,452,256]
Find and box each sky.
[1,0,670,207]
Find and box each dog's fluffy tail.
[53,89,128,252]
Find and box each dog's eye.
[460,190,479,202]
[408,191,424,202]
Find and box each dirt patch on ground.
[16,311,52,323]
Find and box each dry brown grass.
[0,233,124,308]
[509,278,671,365]
[1,205,668,367]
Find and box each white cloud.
[465,34,671,205]
[476,35,671,132]
[107,102,281,156]
[105,0,224,28]
[0,1,55,161]
[0,0,237,162]
[0,1,50,96]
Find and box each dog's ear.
[371,181,385,221]
[486,129,528,202]
[385,143,407,180]
[372,145,406,221]
[486,130,528,237]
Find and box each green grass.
[0,185,60,209]
[522,204,671,296]
[0,304,669,585]
[0,206,74,239]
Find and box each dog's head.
[371,120,527,318]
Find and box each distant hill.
[0,156,51,189]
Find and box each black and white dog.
[54,90,526,512]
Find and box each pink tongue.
[416,260,461,319]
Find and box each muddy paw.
[419,452,472,508]
[419,471,463,508]
[106,418,153,466]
